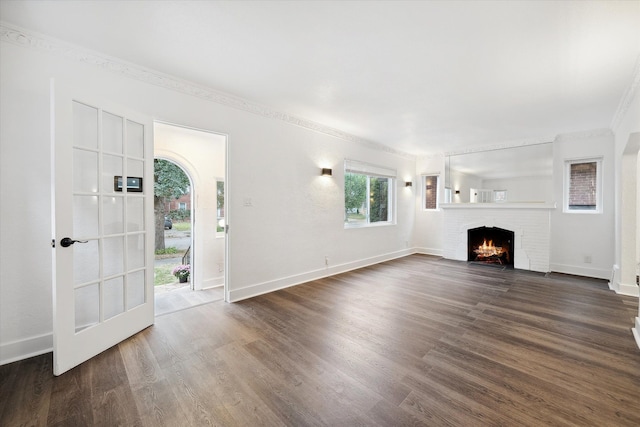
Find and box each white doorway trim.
[617,132,640,297]
[153,122,229,301]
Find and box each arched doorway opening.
[153,122,227,315]
[153,158,193,291]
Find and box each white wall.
[154,123,226,290]
[228,121,416,301]
[549,130,616,279]
[481,175,553,203]
[0,41,415,364]
[0,42,53,363]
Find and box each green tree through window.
[345,173,367,222]
[344,166,394,227]
[370,177,389,222]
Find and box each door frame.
[153,121,229,301]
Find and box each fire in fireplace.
[467,226,514,266]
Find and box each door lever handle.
[60,237,89,247]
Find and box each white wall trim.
[549,263,612,281]
[228,249,414,302]
[418,152,445,161]
[422,127,613,160]
[202,283,224,291]
[414,247,443,257]
[554,128,614,143]
[609,281,640,297]
[444,138,554,157]
[441,202,556,210]
[0,333,52,366]
[0,21,414,160]
[202,276,224,289]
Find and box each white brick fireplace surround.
[441,203,556,273]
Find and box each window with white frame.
[422,175,439,210]
[344,160,395,227]
[178,202,187,210]
[564,158,602,213]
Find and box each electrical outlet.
[584,255,592,264]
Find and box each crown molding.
[611,54,640,131]
[554,128,613,142]
[418,152,445,160]
[443,137,554,157]
[0,22,415,160]
[438,128,611,159]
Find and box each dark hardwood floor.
[2,255,639,426]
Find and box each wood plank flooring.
[2,255,639,426]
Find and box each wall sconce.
[321,168,332,176]
[455,190,460,195]
[405,181,412,187]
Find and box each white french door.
[51,79,154,376]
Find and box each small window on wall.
[178,202,187,210]
[344,159,395,228]
[565,158,602,213]
[423,175,439,210]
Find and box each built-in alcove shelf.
[441,202,556,210]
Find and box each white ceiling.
[1,0,639,156]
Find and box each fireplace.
[442,204,553,272]
[467,226,514,267]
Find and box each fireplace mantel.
[441,202,556,210]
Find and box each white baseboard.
[199,275,224,290]
[0,332,52,366]
[549,263,611,280]
[202,283,224,291]
[413,247,443,257]
[228,248,414,302]
[609,280,640,297]
[633,317,640,351]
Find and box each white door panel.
[51,79,154,375]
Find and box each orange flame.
[474,238,505,257]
